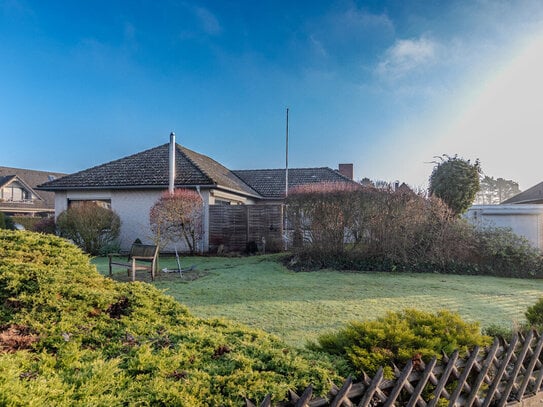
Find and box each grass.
[93,254,543,348]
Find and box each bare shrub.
[56,203,121,255]
[286,183,543,277]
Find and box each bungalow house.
[38,134,356,252]
[0,166,65,217]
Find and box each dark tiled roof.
[0,166,66,212]
[501,181,543,204]
[38,144,261,197]
[233,167,356,199]
[0,175,16,188]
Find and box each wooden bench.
[108,243,159,282]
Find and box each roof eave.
[213,184,263,200]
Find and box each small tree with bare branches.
[149,189,203,254]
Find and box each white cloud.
[376,36,438,79]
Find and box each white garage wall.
[465,204,543,250]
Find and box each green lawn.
[92,254,543,348]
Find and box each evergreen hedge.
[0,230,341,405]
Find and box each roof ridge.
[179,145,262,196]
[234,166,332,172]
[0,166,65,176]
[39,144,169,188]
[80,144,164,176]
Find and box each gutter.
[469,204,543,216]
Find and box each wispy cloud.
[309,35,327,57]
[193,6,221,36]
[307,6,394,59]
[376,36,438,79]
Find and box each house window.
[68,199,112,210]
[1,184,31,203]
[214,199,231,206]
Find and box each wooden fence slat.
[465,338,501,407]
[481,334,519,407]
[295,385,313,407]
[427,350,459,407]
[261,394,272,407]
[358,366,384,407]
[330,377,353,407]
[498,330,535,406]
[533,343,543,396]
[407,356,438,407]
[449,346,481,406]
[384,360,414,407]
[517,331,543,400]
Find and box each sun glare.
[438,33,543,189]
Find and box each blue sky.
[2,1,543,190]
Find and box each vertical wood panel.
[209,204,283,252]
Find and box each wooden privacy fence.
[209,204,284,253]
[247,330,543,407]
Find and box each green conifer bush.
[310,309,490,378]
[0,230,341,405]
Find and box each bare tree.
[149,189,203,254]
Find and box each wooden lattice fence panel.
[246,331,543,407]
[246,204,283,252]
[209,204,283,252]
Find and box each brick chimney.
[338,163,353,180]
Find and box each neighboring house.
[465,204,543,250]
[466,181,543,250]
[0,166,65,217]
[38,135,356,252]
[501,181,543,204]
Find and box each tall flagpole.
[285,107,289,197]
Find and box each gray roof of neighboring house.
[232,167,356,199]
[501,181,543,204]
[0,166,66,212]
[38,143,262,198]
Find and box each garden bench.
[108,243,159,282]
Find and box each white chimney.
[169,132,176,194]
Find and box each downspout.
[196,185,208,254]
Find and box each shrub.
[32,216,56,234]
[0,230,342,405]
[472,227,543,278]
[286,185,543,278]
[526,297,543,327]
[0,213,14,230]
[309,309,491,378]
[10,216,40,230]
[56,203,121,255]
